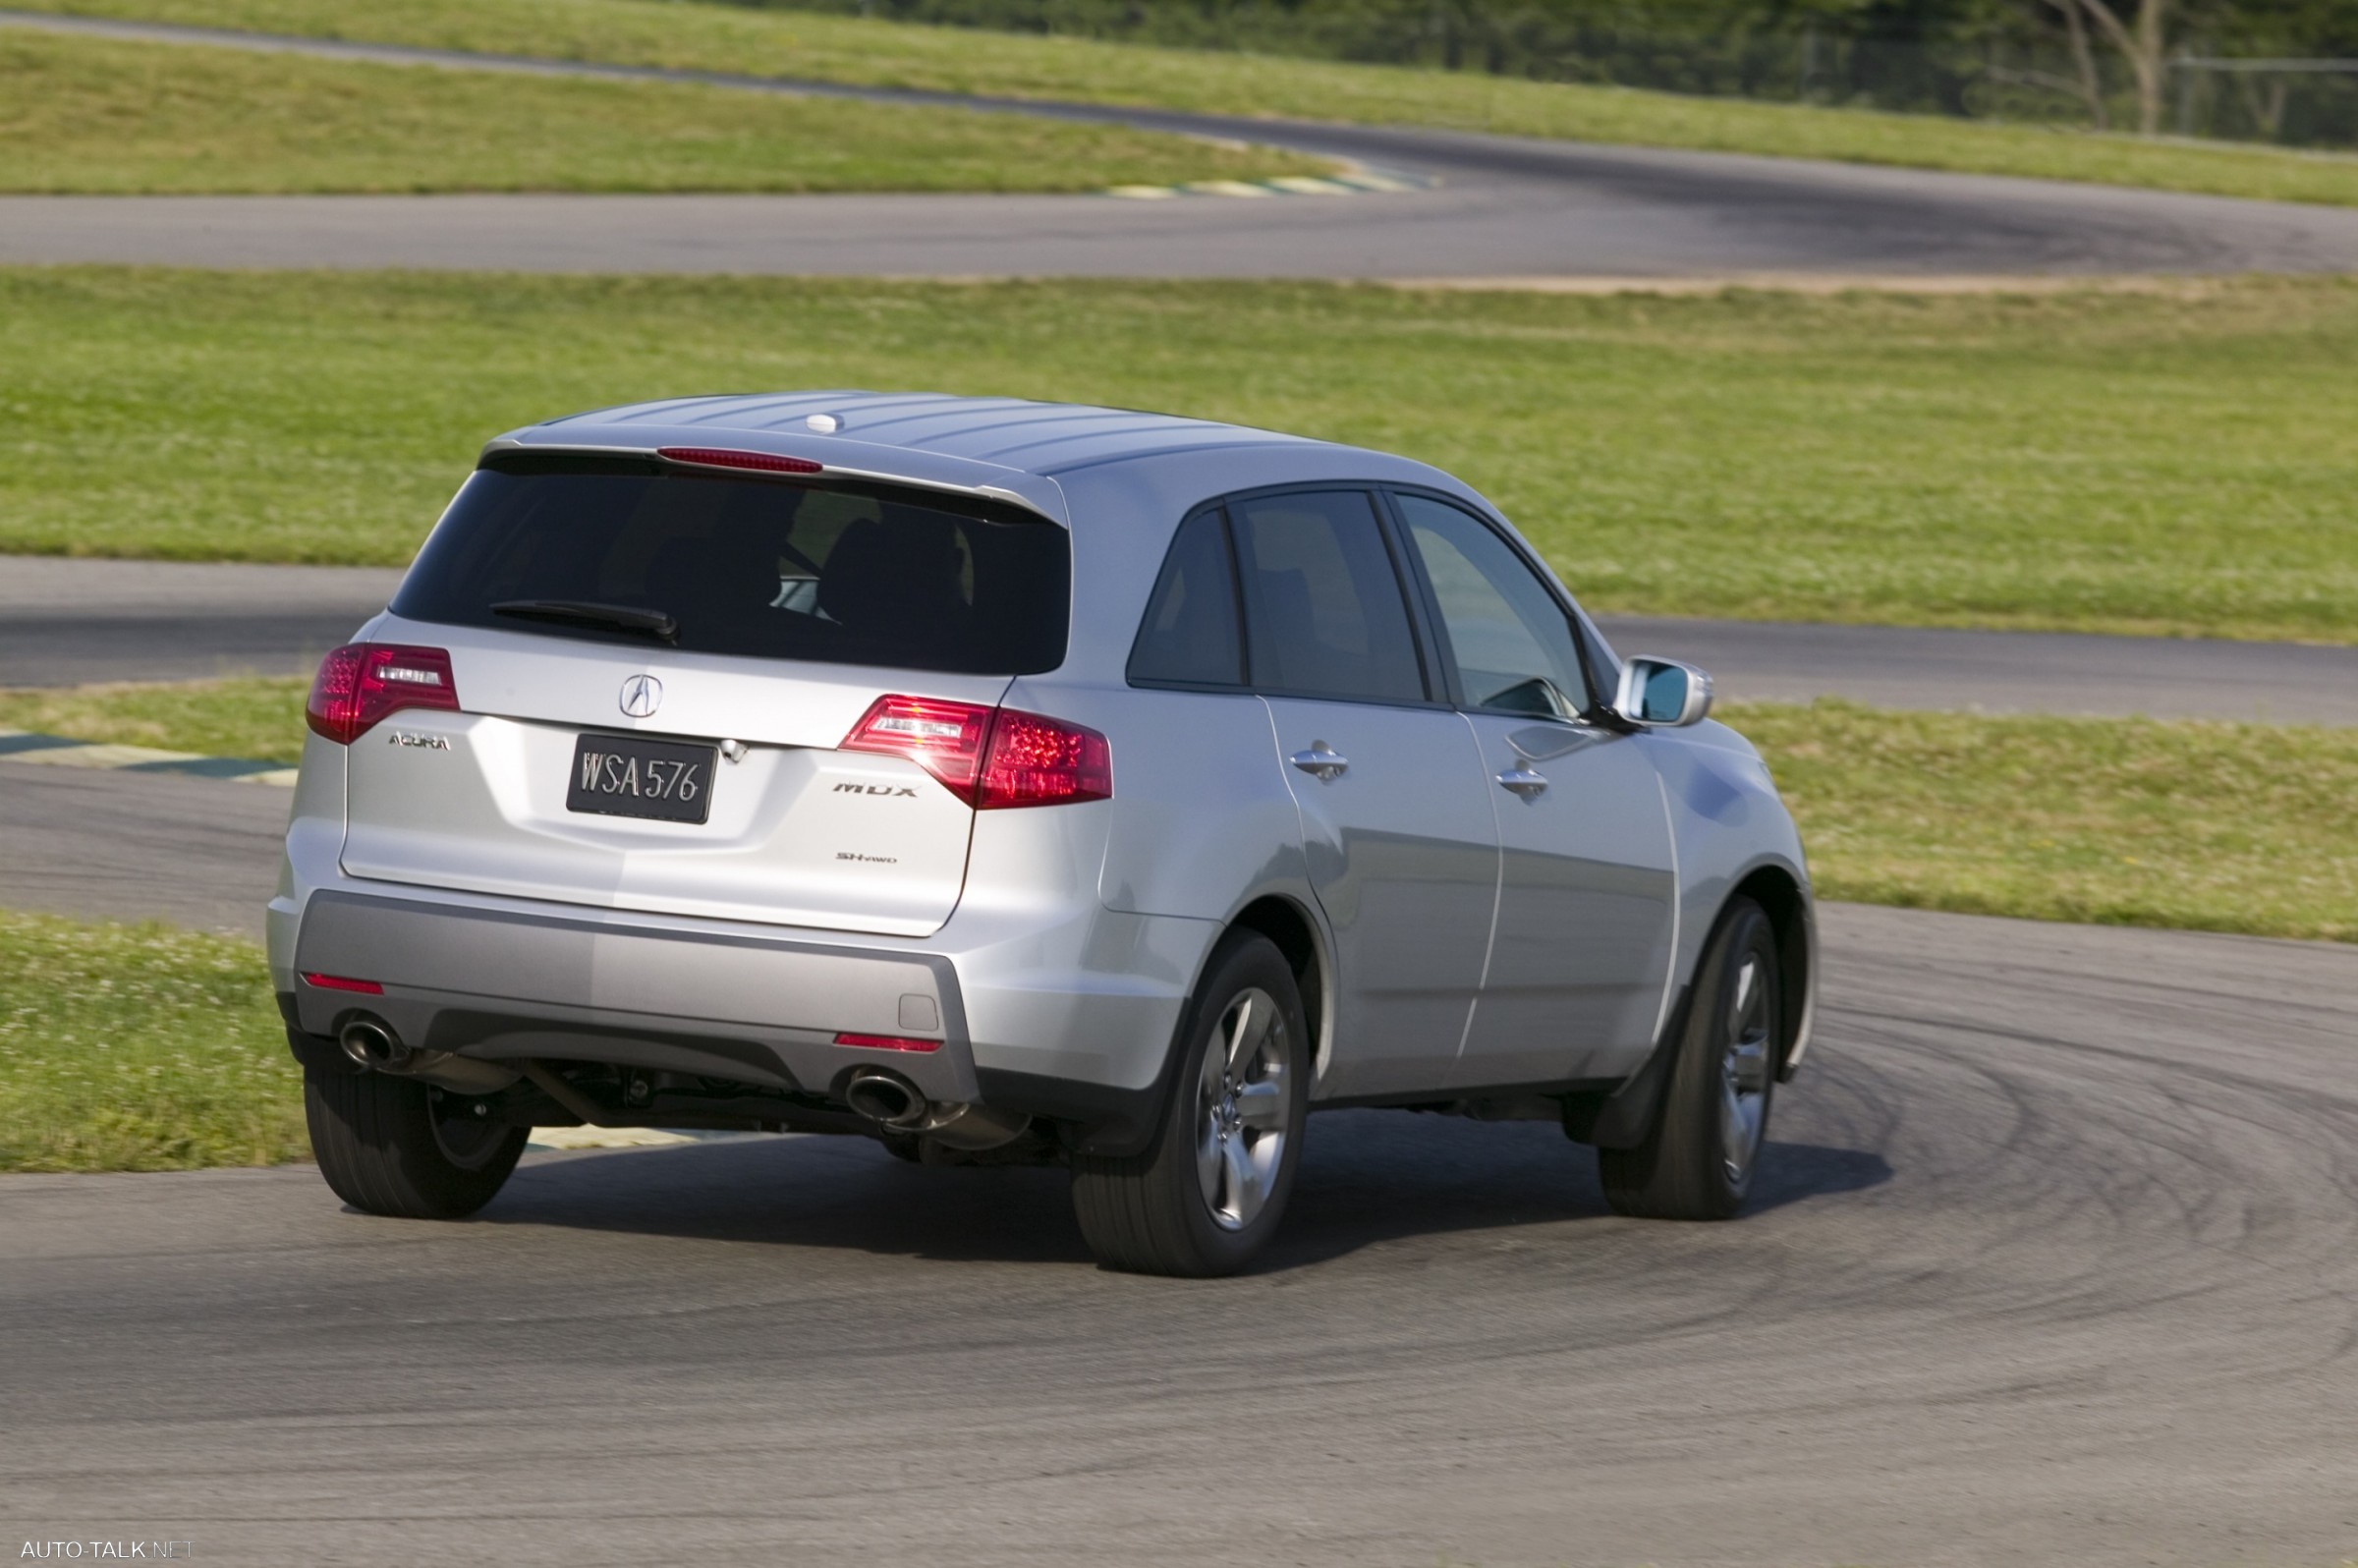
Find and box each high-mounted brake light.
[657,446,823,476]
[833,1033,942,1053]
[306,643,461,745]
[841,696,1110,810]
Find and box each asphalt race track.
[5,902,2357,1566]
[8,10,2358,278]
[0,557,409,689]
[7,556,2355,725]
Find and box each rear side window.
[393,455,1070,676]
[1228,490,1428,705]
[1128,509,1244,688]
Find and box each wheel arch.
[1223,893,1330,1081]
[1723,863,1817,1083]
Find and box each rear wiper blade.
[491,599,679,644]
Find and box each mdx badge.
[619,674,662,718]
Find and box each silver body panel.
[1262,697,1495,1098]
[1453,717,1679,1090]
[274,392,1816,1117]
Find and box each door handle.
[1288,743,1349,782]
[1495,765,1548,799]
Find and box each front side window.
[393,454,1070,676]
[1394,492,1592,719]
[1228,490,1427,705]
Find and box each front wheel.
[305,1065,528,1219]
[1599,897,1779,1220]
[1070,931,1309,1276]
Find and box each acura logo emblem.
[618,674,662,718]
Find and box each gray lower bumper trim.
[291,890,979,1101]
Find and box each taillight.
[841,697,1110,809]
[977,708,1112,809]
[305,643,461,745]
[657,446,822,475]
[842,696,994,801]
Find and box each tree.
[2052,0,2112,127]
[2066,0,2172,133]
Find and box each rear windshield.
[392,454,1070,675]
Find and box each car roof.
[481,390,1544,682]
[508,390,1338,479]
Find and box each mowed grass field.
[3,268,2354,643]
[20,0,2358,205]
[0,27,1321,193]
[8,678,2354,946]
[0,910,302,1171]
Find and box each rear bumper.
[288,890,983,1104]
[271,876,1216,1118]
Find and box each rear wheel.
[1070,931,1309,1276]
[305,1065,528,1219]
[1599,897,1779,1221]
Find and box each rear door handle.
[1289,743,1349,782]
[1495,765,1548,799]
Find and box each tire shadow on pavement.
[470,1108,1890,1272]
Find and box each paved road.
[0,556,401,687]
[5,901,2356,1565]
[0,763,288,935]
[6,556,2353,725]
[7,10,2358,278]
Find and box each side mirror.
[1612,656,1712,727]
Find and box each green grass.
[0,910,302,1172]
[4,267,2356,642]
[20,0,2358,206]
[7,677,2353,947]
[1726,700,2358,944]
[0,26,1320,194]
[0,675,309,763]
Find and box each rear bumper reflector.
[834,1032,943,1053]
[301,972,384,994]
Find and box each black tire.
[1070,930,1310,1277]
[1599,897,1780,1221]
[305,1065,528,1219]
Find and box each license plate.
[566,733,715,824]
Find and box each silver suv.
[272,393,1816,1276]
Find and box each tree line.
[734,1,2358,142]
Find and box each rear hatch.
[334,450,1069,937]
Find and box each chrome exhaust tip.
[338,1017,409,1071]
[844,1070,928,1129]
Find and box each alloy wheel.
[1719,953,1774,1186]
[1195,986,1291,1231]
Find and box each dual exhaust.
[339,1020,1022,1150]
